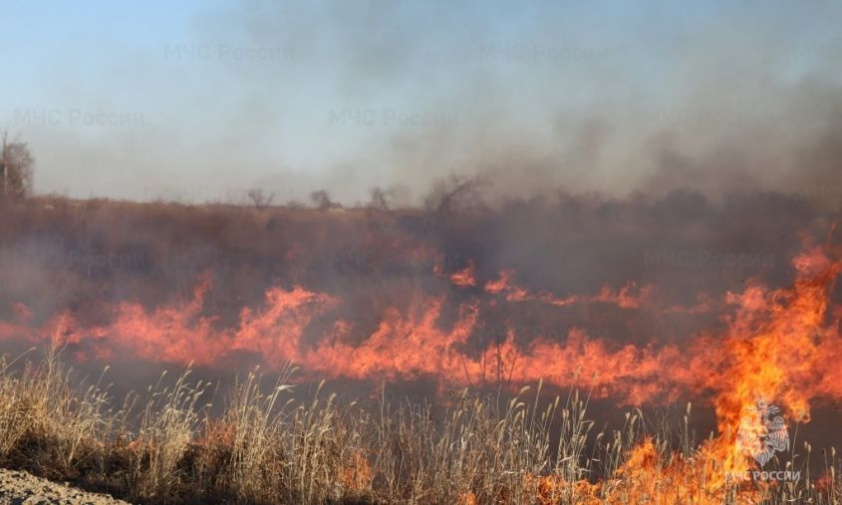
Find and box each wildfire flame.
[1,237,840,502]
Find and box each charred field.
[0,191,840,504]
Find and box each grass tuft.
[0,350,837,504]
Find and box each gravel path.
[0,469,130,505]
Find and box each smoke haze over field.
[0,0,841,204]
[1,2,841,405]
[5,5,842,501]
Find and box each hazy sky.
[1,0,840,204]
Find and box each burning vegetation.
[0,189,840,503]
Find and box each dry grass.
[0,350,838,504]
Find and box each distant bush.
[0,132,34,201]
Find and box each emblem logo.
[737,400,789,467]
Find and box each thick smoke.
[1,0,841,457]
[0,188,836,350]
[3,0,840,204]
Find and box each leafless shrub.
[368,187,394,211]
[1,132,35,201]
[247,188,275,210]
[310,190,336,211]
[423,174,488,215]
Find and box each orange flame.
[1,241,840,502]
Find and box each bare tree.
[1,132,34,200]
[423,174,487,214]
[247,188,275,210]
[368,187,394,211]
[310,190,335,211]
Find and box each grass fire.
[0,194,840,504]
[3,1,842,503]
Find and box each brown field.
[0,194,840,504]
[0,349,837,504]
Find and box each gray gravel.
[0,469,130,505]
